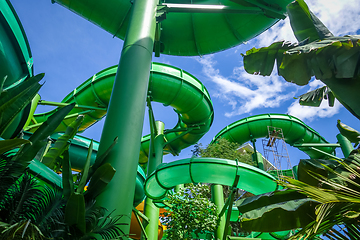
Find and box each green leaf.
[76,140,93,194]
[343,211,360,219]
[0,73,44,136]
[14,102,76,167]
[242,41,291,76]
[296,86,327,107]
[337,119,360,145]
[42,114,84,169]
[287,0,333,42]
[0,138,30,155]
[85,163,116,200]
[65,192,86,233]
[235,189,306,213]
[87,136,118,183]
[62,150,74,201]
[240,198,318,232]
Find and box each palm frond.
[85,209,128,240]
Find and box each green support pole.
[94,0,158,235]
[252,152,264,170]
[212,184,225,240]
[143,121,165,240]
[337,133,354,158]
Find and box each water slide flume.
[0,1,34,139]
[27,62,214,165]
[213,113,336,159]
[144,157,278,200]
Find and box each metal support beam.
[94,0,158,235]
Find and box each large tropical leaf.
[240,198,318,232]
[235,189,306,213]
[0,74,44,137]
[0,139,30,155]
[86,136,118,183]
[42,114,84,169]
[62,150,74,201]
[337,120,360,145]
[14,103,75,171]
[76,140,93,195]
[65,192,86,233]
[295,86,335,107]
[85,163,116,201]
[286,0,333,42]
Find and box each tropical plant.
[0,73,44,138]
[241,0,360,120]
[160,183,219,239]
[192,138,255,167]
[235,148,360,239]
[0,101,125,239]
[192,138,255,237]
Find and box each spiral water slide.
[27,62,214,165]
[0,0,33,139]
[213,113,336,159]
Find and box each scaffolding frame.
[262,126,294,179]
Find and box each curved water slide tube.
[145,157,278,200]
[213,113,335,159]
[0,0,33,139]
[28,62,214,165]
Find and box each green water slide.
[23,133,147,206]
[213,113,335,159]
[0,0,33,138]
[27,62,214,164]
[145,157,278,199]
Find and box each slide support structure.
[144,121,165,240]
[337,133,354,158]
[212,184,225,240]
[94,0,158,235]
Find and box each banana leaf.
[76,140,92,194]
[242,0,360,120]
[13,103,75,173]
[85,163,116,201]
[297,158,340,186]
[65,192,86,233]
[0,73,44,136]
[336,120,360,145]
[240,198,318,232]
[42,114,84,169]
[286,0,333,42]
[295,86,335,107]
[0,139,30,155]
[62,150,74,201]
[235,189,306,213]
[86,136,118,183]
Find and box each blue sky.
[11,0,360,168]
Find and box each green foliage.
[0,73,44,137]
[161,183,218,239]
[192,138,255,166]
[337,120,360,146]
[241,0,360,120]
[42,114,84,170]
[237,149,360,238]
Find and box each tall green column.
[337,133,354,158]
[143,121,165,240]
[211,184,225,240]
[95,0,158,235]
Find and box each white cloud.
[287,99,341,121]
[197,55,296,117]
[198,0,359,120]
